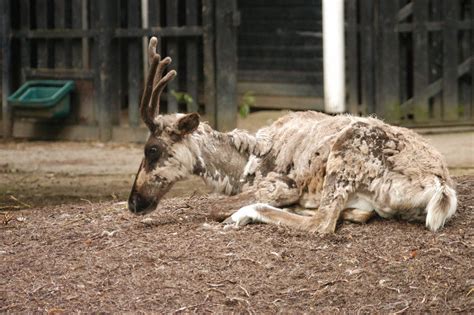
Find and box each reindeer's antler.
[140,37,177,130]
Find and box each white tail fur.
[425,183,457,232]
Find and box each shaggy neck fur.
[188,124,261,195]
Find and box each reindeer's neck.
[190,125,259,195]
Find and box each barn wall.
[237,0,324,110]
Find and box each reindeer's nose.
[128,193,154,214]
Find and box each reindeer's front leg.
[223,172,306,228]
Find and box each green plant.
[170,90,194,106]
[239,91,255,118]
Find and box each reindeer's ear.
[176,113,200,135]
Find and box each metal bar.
[202,0,216,127]
[186,0,199,113]
[322,0,345,113]
[1,0,13,138]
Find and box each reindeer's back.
[259,112,451,187]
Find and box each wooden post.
[359,0,375,115]
[36,0,49,68]
[186,0,199,113]
[19,0,31,83]
[215,0,238,131]
[202,0,216,127]
[413,0,429,122]
[378,0,400,121]
[54,0,66,69]
[442,0,459,121]
[166,0,179,113]
[95,0,117,141]
[71,0,82,69]
[1,0,13,138]
[346,0,359,115]
[128,0,142,127]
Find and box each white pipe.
[141,0,149,80]
[322,0,346,113]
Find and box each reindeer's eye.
[145,146,161,160]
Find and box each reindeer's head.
[128,37,200,215]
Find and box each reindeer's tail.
[425,181,457,232]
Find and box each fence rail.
[346,0,473,126]
[2,0,238,141]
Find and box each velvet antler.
[140,37,177,130]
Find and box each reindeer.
[128,37,457,233]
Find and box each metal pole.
[322,0,346,113]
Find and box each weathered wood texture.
[238,0,324,109]
[5,0,240,140]
[215,0,238,130]
[1,0,13,138]
[347,0,473,125]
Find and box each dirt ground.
[0,119,473,312]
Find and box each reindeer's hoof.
[222,205,262,227]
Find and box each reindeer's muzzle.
[128,192,157,215]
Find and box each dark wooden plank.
[64,0,73,68]
[346,0,359,115]
[54,0,66,68]
[81,0,90,69]
[378,0,400,121]
[128,0,142,127]
[215,0,238,130]
[149,0,161,27]
[186,0,199,113]
[1,0,13,138]
[166,0,179,113]
[149,0,162,53]
[238,82,322,97]
[36,0,49,68]
[71,0,82,69]
[25,68,94,79]
[19,0,31,82]
[239,57,323,71]
[442,0,459,121]
[413,0,430,122]
[202,0,216,127]
[13,29,98,39]
[239,0,321,7]
[114,26,203,38]
[469,0,474,121]
[238,69,323,85]
[359,0,375,115]
[94,0,119,141]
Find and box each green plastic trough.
[8,80,75,119]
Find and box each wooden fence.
[1,0,239,141]
[346,0,473,126]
